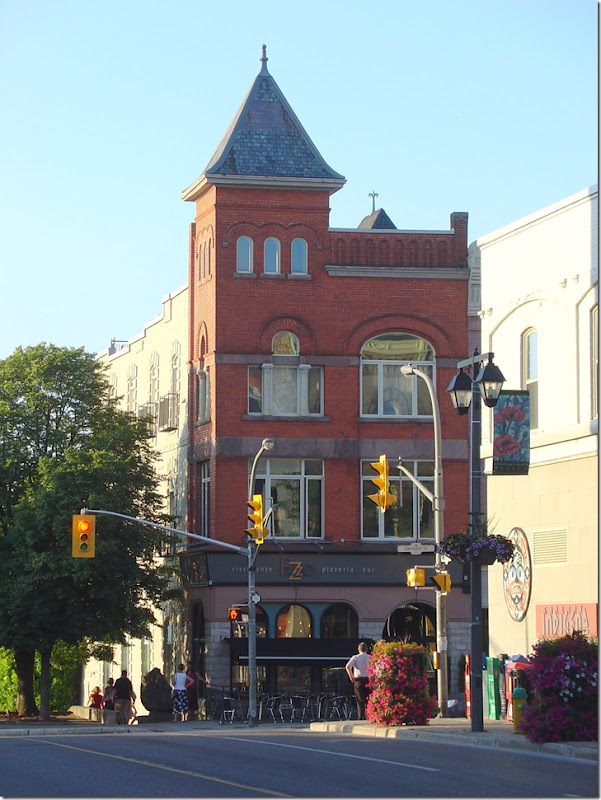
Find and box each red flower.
[495,404,526,423]
[494,434,521,457]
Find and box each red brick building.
[180,48,471,700]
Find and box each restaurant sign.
[535,603,598,638]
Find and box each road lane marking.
[28,738,291,797]
[222,736,440,772]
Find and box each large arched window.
[276,604,312,638]
[291,238,308,274]
[361,333,434,417]
[264,237,281,274]
[236,236,253,273]
[320,604,358,638]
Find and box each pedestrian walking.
[345,642,371,720]
[113,670,136,725]
[185,661,204,721]
[88,686,103,709]
[103,677,115,710]
[172,663,189,722]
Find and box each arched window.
[320,604,358,638]
[522,329,538,429]
[276,604,312,638]
[361,333,435,417]
[236,236,253,273]
[291,238,308,274]
[272,331,299,355]
[264,237,280,273]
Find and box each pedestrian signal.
[406,567,425,587]
[227,606,248,622]
[72,514,96,558]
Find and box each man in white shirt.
[345,642,371,720]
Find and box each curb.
[308,721,599,762]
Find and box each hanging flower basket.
[438,528,514,565]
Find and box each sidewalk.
[0,713,597,763]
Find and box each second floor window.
[254,458,323,539]
[361,333,435,417]
[361,459,434,540]
[291,238,308,274]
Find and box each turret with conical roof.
[182,46,345,202]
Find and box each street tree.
[0,344,173,718]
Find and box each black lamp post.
[446,350,505,733]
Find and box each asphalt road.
[0,728,597,798]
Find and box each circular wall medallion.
[503,527,532,622]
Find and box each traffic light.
[227,606,248,622]
[431,572,452,594]
[246,494,267,543]
[406,567,425,587]
[367,455,395,512]
[72,514,96,558]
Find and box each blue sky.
[0,0,597,360]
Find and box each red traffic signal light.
[72,514,96,558]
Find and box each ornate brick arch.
[258,316,316,354]
[223,220,322,247]
[343,314,453,357]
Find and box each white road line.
[222,736,440,772]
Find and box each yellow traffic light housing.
[367,455,395,512]
[406,567,425,587]
[431,572,452,594]
[246,494,267,543]
[72,514,96,558]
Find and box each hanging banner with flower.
[493,390,530,475]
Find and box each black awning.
[228,637,374,663]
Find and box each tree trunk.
[39,647,52,720]
[14,647,38,716]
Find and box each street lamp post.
[446,351,505,733]
[400,364,448,717]
[247,437,274,727]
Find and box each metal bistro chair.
[326,695,348,721]
[264,694,282,723]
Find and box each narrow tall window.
[592,306,598,420]
[291,238,308,274]
[264,237,280,273]
[523,329,538,429]
[236,236,253,273]
[200,461,210,537]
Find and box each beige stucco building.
[82,285,189,701]
[473,185,598,659]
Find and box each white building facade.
[474,186,598,659]
[82,285,190,703]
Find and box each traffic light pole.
[399,364,448,718]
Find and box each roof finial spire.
[369,190,379,214]
[260,44,269,73]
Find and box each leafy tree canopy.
[0,343,174,655]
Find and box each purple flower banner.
[493,391,530,475]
